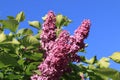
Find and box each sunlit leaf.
[88,65,96,70]
[56,14,71,28]
[16,11,25,22]
[94,68,120,80]
[21,35,39,47]
[56,14,64,27]
[97,57,110,68]
[0,20,19,32]
[110,52,120,63]
[28,21,41,29]
[17,28,33,35]
[88,56,97,64]
[84,56,97,64]
[0,38,20,45]
[0,32,6,42]
[11,38,20,44]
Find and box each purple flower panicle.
[40,11,57,51]
[31,11,91,80]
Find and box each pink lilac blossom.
[40,11,56,49]
[69,19,90,62]
[31,11,91,80]
[37,30,71,80]
[40,11,57,58]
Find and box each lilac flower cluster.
[69,19,90,62]
[40,11,57,58]
[31,11,91,80]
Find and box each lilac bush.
[0,10,120,80]
[31,11,91,80]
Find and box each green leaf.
[88,70,108,80]
[63,16,72,26]
[33,70,41,75]
[28,21,41,29]
[7,16,15,20]
[110,52,120,63]
[26,62,40,75]
[0,72,3,79]
[88,64,96,70]
[80,56,86,62]
[56,29,62,37]
[0,26,3,34]
[84,56,97,64]
[24,53,43,61]
[11,38,20,44]
[0,53,18,66]
[17,28,33,35]
[80,56,97,64]
[56,14,64,27]
[0,38,20,45]
[56,14,71,28]
[0,20,19,32]
[94,68,120,80]
[7,74,22,79]
[16,11,25,22]
[97,57,110,68]
[21,35,39,47]
[17,58,25,66]
[0,61,5,68]
[0,32,6,42]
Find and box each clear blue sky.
[0,0,120,71]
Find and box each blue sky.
[0,0,120,71]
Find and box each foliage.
[0,11,120,80]
[0,12,42,80]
